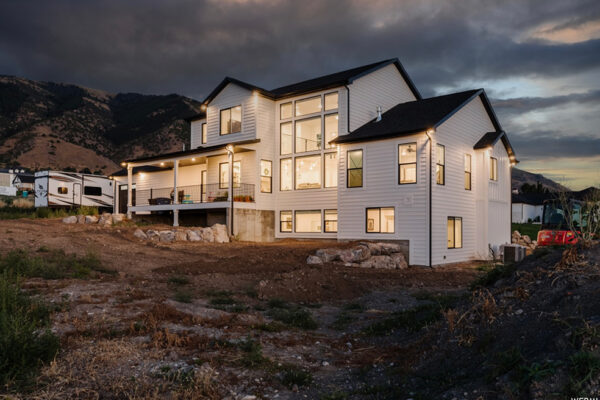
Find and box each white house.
[112,58,517,266]
[511,193,550,224]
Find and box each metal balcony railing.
[134,183,255,206]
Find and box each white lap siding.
[205,83,256,147]
[337,135,429,266]
[190,119,206,149]
[487,141,511,253]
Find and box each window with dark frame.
[490,157,498,181]
[447,217,463,248]
[324,209,338,232]
[464,154,472,190]
[398,143,417,184]
[219,105,242,135]
[436,144,445,185]
[219,161,241,189]
[84,186,102,196]
[280,211,292,232]
[280,102,292,119]
[201,123,207,144]
[366,207,395,233]
[260,160,272,193]
[347,149,363,188]
[280,122,293,155]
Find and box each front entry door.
[73,183,81,206]
[118,184,136,213]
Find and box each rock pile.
[307,242,408,269]
[511,230,537,251]
[63,213,125,226]
[133,223,230,244]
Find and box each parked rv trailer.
[34,171,114,210]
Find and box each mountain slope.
[0,75,201,174]
[511,167,569,192]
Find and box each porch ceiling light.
[226,144,234,154]
[426,128,435,136]
[120,162,126,167]
[191,158,196,162]
[201,104,207,111]
[160,162,165,166]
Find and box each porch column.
[173,159,179,227]
[228,149,234,236]
[126,165,133,219]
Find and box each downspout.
[344,85,350,133]
[425,129,434,267]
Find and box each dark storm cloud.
[510,130,600,159]
[0,0,599,99]
[492,90,600,115]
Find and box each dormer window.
[220,105,241,135]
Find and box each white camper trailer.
[34,171,114,210]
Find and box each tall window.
[280,211,292,232]
[295,96,321,117]
[464,154,472,190]
[201,123,207,144]
[220,105,241,135]
[398,143,417,184]
[347,150,363,188]
[447,217,462,248]
[280,122,293,155]
[324,92,338,111]
[436,144,445,185]
[280,102,292,119]
[260,160,272,193]
[295,155,321,189]
[324,209,338,232]
[280,158,292,191]
[219,161,240,189]
[366,207,394,233]
[324,152,338,188]
[295,117,321,153]
[324,114,338,148]
[490,157,498,181]
[295,210,321,233]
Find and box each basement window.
[324,209,338,233]
[295,210,322,233]
[447,217,462,249]
[366,207,394,233]
[280,211,292,232]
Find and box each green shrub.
[568,351,600,394]
[239,338,267,368]
[167,275,190,285]
[277,364,313,388]
[0,271,60,387]
[268,307,318,330]
[173,289,193,303]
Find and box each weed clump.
[266,299,318,330]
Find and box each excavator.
[537,194,599,246]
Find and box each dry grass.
[12,198,34,208]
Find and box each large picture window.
[366,207,394,233]
[324,152,338,188]
[280,211,292,232]
[280,158,292,191]
[220,105,242,135]
[324,113,338,149]
[295,210,321,233]
[280,122,293,155]
[295,96,321,117]
[280,102,292,120]
[324,209,338,232]
[447,217,462,248]
[219,161,241,189]
[465,154,472,190]
[324,92,338,111]
[490,157,498,181]
[436,144,445,185]
[347,150,363,188]
[295,155,321,190]
[398,143,417,184]
[295,117,321,153]
[201,123,207,144]
[260,160,272,193]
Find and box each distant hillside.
[0,75,202,174]
[511,167,569,192]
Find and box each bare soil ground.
[0,219,483,399]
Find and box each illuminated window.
[219,161,240,189]
[347,150,363,188]
[465,154,472,190]
[436,144,445,185]
[324,113,338,148]
[280,158,292,191]
[260,160,272,193]
[280,211,292,232]
[490,157,498,181]
[295,210,321,233]
[58,187,68,194]
[366,207,394,233]
[295,155,321,190]
[398,143,417,184]
[280,102,292,119]
[324,92,338,111]
[201,123,207,144]
[324,209,338,232]
[280,122,293,155]
[324,152,338,188]
[447,217,462,248]
[295,96,321,117]
[220,105,241,135]
[295,117,321,153]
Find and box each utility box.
[502,244,526,264]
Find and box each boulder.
[212,224,229,243]
[175,230,188,241]
[112,214,125,224]
[159,230,175,243]
[391,252,408,269]
[339,245,371,263]
[62,215,77,224]
[359,255,396,269]
[522,235,532,245]
[85,215,98,224]
[134,228,148,240]
[306,255,323,265]
[513,230,522,238]
[360,242,383,255]
[198,227,214,242]
[315,248,342,262]
[379,242,403,255]
[98,213,112,226]
[187,230,201,241]
[76,214,86,224]
[146,230,159,240]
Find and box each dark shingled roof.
[512,192,555,205]
[184,111,206,122]
[474,131,504,149]
[13,173,34,183]
[333,89,481,144]
[111,165,171,177]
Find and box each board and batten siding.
[254,95,277,210]
[488,140,511,252]
[337,134,429,266]
[190,119,206,149]
[347,63,417,132]
[205,83,257,147]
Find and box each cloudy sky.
[1,0,599,189]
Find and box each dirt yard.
[0,218,483,399]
